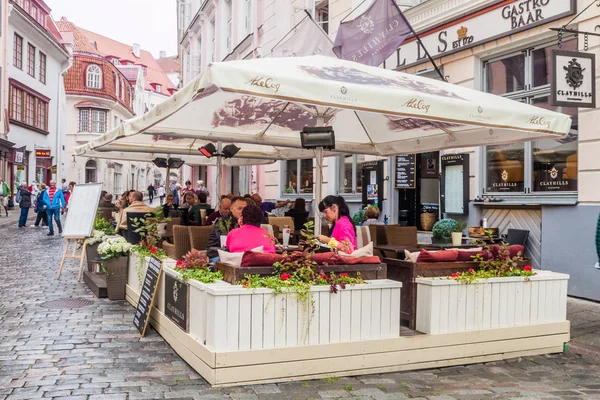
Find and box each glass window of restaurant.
[482,39,578,196]
[337,155,365,196]
[282,159,313,195]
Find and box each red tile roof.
[55,18,175,96]
[156,56,180,74]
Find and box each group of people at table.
[99,188,358,263]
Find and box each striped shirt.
[48,187,57,204]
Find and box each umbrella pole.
[216,141,222,202]
[165,166,171,197]
[314,146,323,236]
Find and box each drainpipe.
[56,57,72,183]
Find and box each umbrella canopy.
[75,55,572,159]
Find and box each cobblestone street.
[2,225,600,400]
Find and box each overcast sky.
[47,0,178,58]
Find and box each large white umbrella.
[75,55,572,233]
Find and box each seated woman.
[180,191,198,209]
[226,204,276,254]
[362,205,381,226]
[317,195,356,253]
[285,198,309,231]
[162,194,178,217]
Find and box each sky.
[46,0,178,58]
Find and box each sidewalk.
[0,209,35,228]
[567,297,600,360]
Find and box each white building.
[7,0,70,192]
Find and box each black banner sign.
[164,273,189,332]
[133,256,162,337]
[395,154,416,189]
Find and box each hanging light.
[167,158,185,169]
[199,143,216,158]
[152,157,168,168]
[222,144,240,158]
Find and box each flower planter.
[86,243,100,272]
[104,256,129,300]
[415,270,569,334]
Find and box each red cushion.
[240,252,284,267]
[491,245,525,259]
[311,252,340,265]
[416,249,459,262]
[457,250,490,262]
[338,255,382,265]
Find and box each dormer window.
[155,84,161,93]
[86,64,102,89]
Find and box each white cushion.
[340,242,373,258]
[447,247,482,252]
[403,249,420,263]
[218,246,264,267]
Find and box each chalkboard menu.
[164,273,189,332]
[133,256,163,337]
[395,154,416,189]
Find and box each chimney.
[133,43,141,58]
[159,51,166,59]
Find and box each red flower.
[150,247,157,254]
[523,266,532,272]
[340,273,349,278]
[280,273,291,281]
[468,268,475,274]
[243,281,249,287]
[451,272,460,279]
[319,274,328,281]
[176,260,183,267]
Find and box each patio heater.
[152,157,185,196]
[300,124,335,236]
[198,142,241,201]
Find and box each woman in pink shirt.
[317,195,356,253]
[226,204,276,254]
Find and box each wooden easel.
[57,237,88,281]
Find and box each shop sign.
[16,165,25,171]
[551,50,596,108]
[164,273,189,332]
[394,154,416,189]
[395,0,575,69]
[35,149,51,158]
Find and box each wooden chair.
[268,216,295,240]
[356,226,372,249]
[502,229,530,247]
[368,224,387,258]
[163,225,192,260]
[189,226,212,251]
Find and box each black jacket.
[18,187,32,209]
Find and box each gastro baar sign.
[551,50,596,108]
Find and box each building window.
[338,155,365,195]
[120,78,124,100]
[9,83,49,132]
[245,0,252,34]
[13,34,23,69]
[283,159,313,194]
[155,84,161,93]
[114,72,119,97]
[114,115,118,129]
[482,39,578,195]
[114,163,123,195]
[210,20,216,62]
[85,160,97,183]
[39,52,46,84]
[30,5,37,21]
[79,108,107,133]
[23,0,29,13]
[316,2,329,34]
[86,64,102,88]
[225,0,232,52]
[27,43,35,77]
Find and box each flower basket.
[86,243,100,272]
[104,256,129,300]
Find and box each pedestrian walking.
[158,184,165,205]
[61,178,68,192]
[16,182,32,228]
[0,177,10,217]
[63,182,75,214]
[147,184,156,203]
[31,183,48,228]
[42,180,65,236]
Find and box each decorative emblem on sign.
[477,106,483,114]
[341,86,348,94]
[172,281,179,303]
[416,139,421,145]
[564,58,585,90]
[550,167,558,179]
[457,26,468,40]
[357,15,375,34]
[501,170,508,182]
[489,129,494,135]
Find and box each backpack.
[15,189,21,203]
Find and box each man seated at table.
[251,193,290,215]
[115,191,155,233]
[207,196,247,263]
[98,193,115,209]
[226,204,276,254]
[207,196,231,225]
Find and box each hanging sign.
[14,147,26,165]
[50,165,57,174]
[164,273,189,332]
[394,154,416,189]
[551,50,596,108]
[133,256,163,337]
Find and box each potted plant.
[451,220,468,246]
[98,236,134,300]
[85,217,115,272]
[431,218,457,244]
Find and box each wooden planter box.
[214,262,387,284]
[127,254,177,312]
[415,270,569,334]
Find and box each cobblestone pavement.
[2,226,600,400]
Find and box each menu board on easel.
[134,256,163,337]
[394,154,416,189]
[440,154,470,216]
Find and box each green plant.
[132,242,167,287]
[345,385,353,392]
[453,220,468,233]
[432,218,457,239]
[323,376,339,384]
[217,215,234,235]
[132,207,171,247]
[378,385,387,392]
[301,382,310,387]
[93,216,115,235]
[175,249,223,284]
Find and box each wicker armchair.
[268,216,294,239]
[163,225,192,260]
[165,217,181,237]
[384,225,418,246]
[189,226,212,251]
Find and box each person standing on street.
[0,177,10,217]
[17,182,32,228]
[157,184,165,205]
[42,180,65,236]
[147,184,156,203]
[31,183,48,228]
[61,178,68,192]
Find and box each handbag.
[8,199,14,208]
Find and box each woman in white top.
[157,185,166,205]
